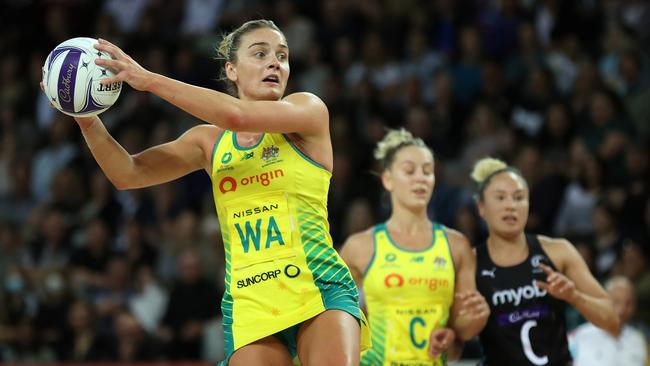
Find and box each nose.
[504,197,517,210]
[268,55,280,70]
[414,169,431,184]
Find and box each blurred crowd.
[1,0,650,362]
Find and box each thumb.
[74,116,98,129]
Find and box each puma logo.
[481,267,496,278]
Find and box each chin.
[406,200,429,211]
[496,227,524,239]
[261,90,283,100]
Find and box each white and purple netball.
[42,37,122,117]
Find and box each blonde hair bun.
[471,157,508,184]
[374,128,426,162]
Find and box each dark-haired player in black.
[469,157,619,366]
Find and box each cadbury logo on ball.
[58,62,76,103]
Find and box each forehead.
[240,27,287,48]
[394,145,433,164]
[485,171,527,191]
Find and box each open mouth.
[502,215,518,224]
[412,188,428,196]
[263,75,279,85]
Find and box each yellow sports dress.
[361,223,455,366]
[211,131,369,363]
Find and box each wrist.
[143,71,160,93]
[567,289,582,306]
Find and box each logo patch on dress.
[262,145,280,161]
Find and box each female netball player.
[340,129,490,365]
[54,20,369,365]
[471,157,619,365]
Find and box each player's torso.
[211,131,331,266]
[362,223,455,366]
[476,234,571,366]
[211,131,338,348]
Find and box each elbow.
[110,177,131,191]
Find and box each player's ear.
[382,170,393,192]
[226,62,237,82]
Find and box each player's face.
[383,146,435,210]
[227,27,290,101]
[478,172,529,239]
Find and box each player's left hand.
[93,38,153,92]
[534,264,577,303]
[428,327,455,358]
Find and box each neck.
[387,204,430,234]
[487,231,527,249]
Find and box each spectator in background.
[0,156,35,225]
[537,102,575,173]
[157,250,220,360]
[61,300,113,362]
[30,115,79,202]
[591,201,625,279]
[428,70,465,159]
[0,266,33,341]
[1,316,56,363]
[0,222,24,282]
[22,207,70,279]
[128,267,167,335]
[579,90,634,181]
[618,143,649,237]
[451,26,483,107]
[112,310,160,361]
[102,0,150,35]
[79,170,123,234]
[571,60,603,119]
[90,257,133,335]
[514,144,565,234]
[70,217,116,293]
[554,147,603,238]
[180,0,223,36]
[569,276,647,366]
[33,267,71,359]
[120,217,158,275]
[612,240,650,333]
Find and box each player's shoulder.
[342,226,376,250]
[537,235,576,259]
[442,226,472,250]
[537,234,572,247]
[186,122,223,137]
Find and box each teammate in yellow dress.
[50,19,368,365]
[341,129,490,365]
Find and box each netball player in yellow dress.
[341,129,489,365]
[53,19,369,366]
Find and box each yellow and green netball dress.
[211,131,369,362]
[361,223,455,366]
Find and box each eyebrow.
[492,189,526,193]
[247,42,289,49]
[399,161,433,168]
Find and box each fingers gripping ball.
[42,37,122,117]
